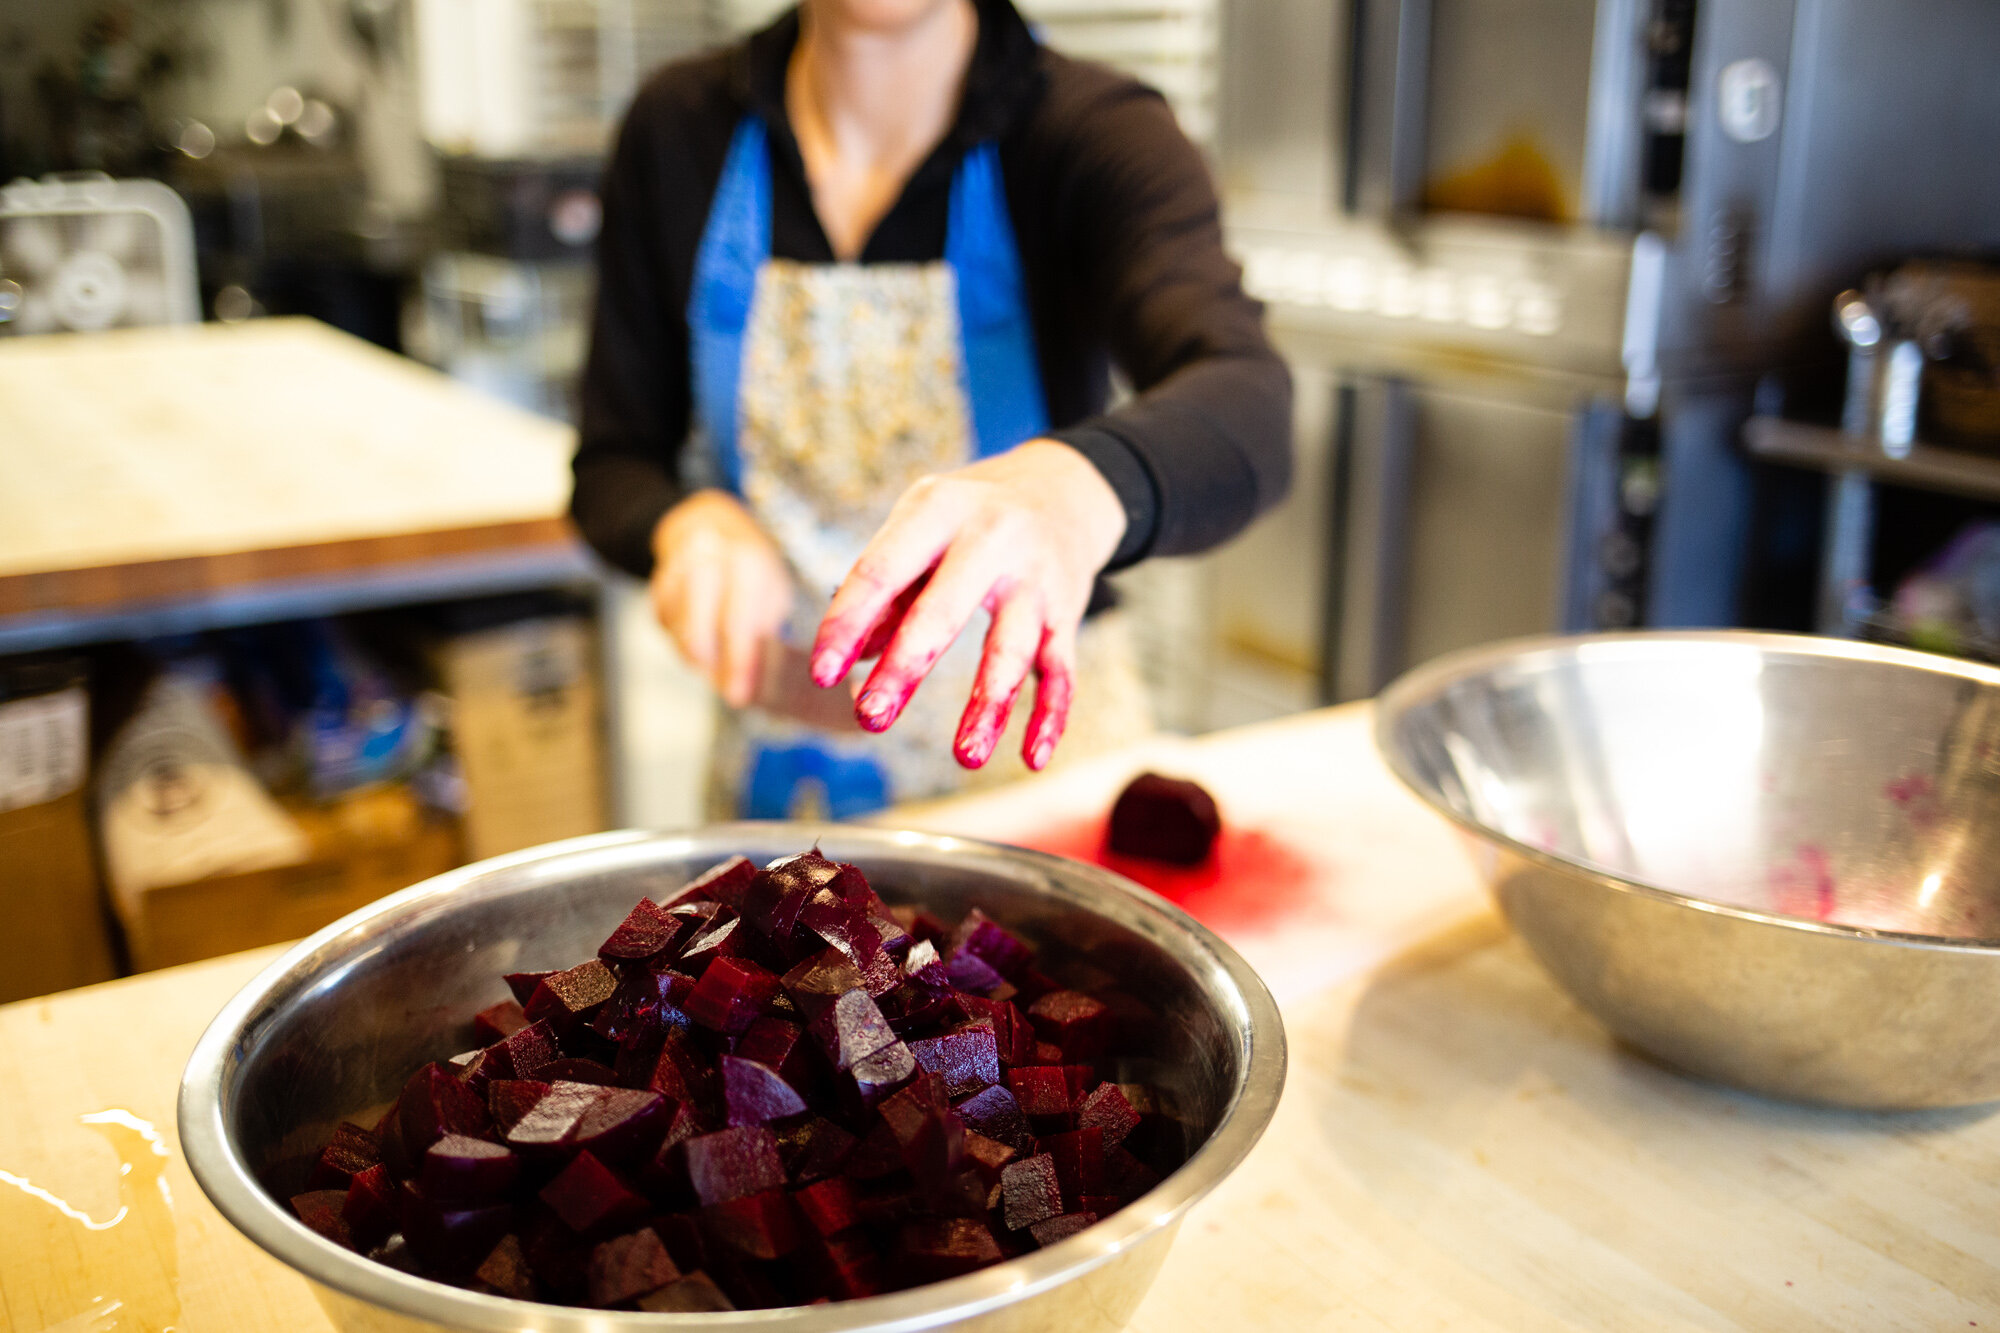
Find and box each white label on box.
[0,687,88,813]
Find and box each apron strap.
[946,142,1051,456]
[686,116,772,493]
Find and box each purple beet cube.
[399,1181,513,1274]
[590,969,693,1046]
[902,939,952,989]
[744,850,842,939]
[941,948,1008,996]
[586,1227,681,1307]
[908,1022,1001,1099]
[473,1000,529,1044]
[782,948,868,1023]
[999,1154,1064,1231]
[540,1150,650,1235]
[720,1054,808,1125]
[962,1131,1019,1187]
[678,915,753,974]
[735,1015,812,1087]
[535,1057,619,1085]
[847,1039,917,1110]
[524,959,619,1032]
[570,1087,671,1166]
[638,1101,711,1201]
[810,987,897,1071]
[489,1019,561,1080]
[701,1187,802,1259]
[1077,1082,1142,1151]
[644,1028,710,1104]
[663,855,756,911]
[807,1232,885,1300]
[636,1270,736,1312]
[399,1063,491,1154]
[504,1080,602,1152]
[598,897,683,962]
[898,1217,1003,1281]
[953,1083,1033,1151]
[1029,1212,1098,1248]
[1004,1066,1074,1125]
[307,1121,380,1191]
[341,1164,398,1250]
[1027,990,1114,1060]
[685,956,779,1035]
[775,1115,856,1185]
[792,1175,862,1238]
[1038,1126,1106,1198]
[487,1078,552,1135]
[684,1126,786,1206]
[878,1073,966,1186]
[955,995,1036,1066]
[473,1233,537,1300]
[948,909,1032,980]
[504,970,553,1005]
[842,1117,907,1182]
[290,1188,353,1247]
[1107,772,1220,865]
[420,1134,520,1205]
[798,888,884,971]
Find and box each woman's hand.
[809,440,1127,771]
[650,489,795,708]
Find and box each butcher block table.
[6,705,2000,1331]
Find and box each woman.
[570,0,1291,816]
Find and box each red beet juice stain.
[1009,818,1317,932]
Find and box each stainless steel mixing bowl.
[1375,631,2000,1110]
[179,824,1285,1332]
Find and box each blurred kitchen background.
[4,0,1999,997]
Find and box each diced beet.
[954,1083,1033,1151]
[1027,990,1114,1061]
[590,969,692,1046]
[489,1019,562,1080]
[505,1081,601,1151]
[1058,1065,1097,1105]
[504,971,553,1005]
[342,1164,398,1249]
[793,1175,862,1238]
[663,855,756,911]
[701,1187,801,1259]
[878,1073,965,1186]
[908,1022,1001,1099]
[399,1063,491,1154]
[903,938,951,989]
[776,1115,856,1186]
[808,1232,885,1299]
[948,909,1032,981]
[399,1182,512,1275]
[307,1121,380,1191]
[637,1101,710,1201]
[1029,1212,1098,1248]
[1013,967,1062,1006]
[854,1179,925,1227]
[678,915,753,974]
[540,1151,650,1235]
[893,905,951,946]
[474,1000,529,1044]
[870,911,914,959]
[1077,1082,1141,1151]
[291,1189,353,1247]
[962,1131,1018,1187]
[421,1134,520,1205]
[599,898,683,962]
[487,1079,552,1135]
[1077,1193,1120,1216]
[847,1039,917,1110]
[782,949,868,1023]
[636,1270,736,1313]
[1105,1145,1163,1201]
[999,1154,1064,1231]
[535,1057,618,1086]
[842,1118,906,1183]
[720,1054,808,1125]
[686,957,779,1035]
[1005,1066,1074,1125]
[811,988,897,1071]
[955,994,1036,1066]
[644,1029,710,1104]
[735,1015,813,1088]
[587,1226,680,1307]
[1038,1127,1105,1198]
[473,1233,537,1300]
[524,960,619,1033]
[798,888,886,975]
[684,1126,786,1206]
[898,1217,1003,1281]
[745,851,842,939]
[1032,1041,1065,1065]
[1107,772,1220,865]
[941,948,1008,996]
[522,1210,593,1300]
[570,1088,671,1166]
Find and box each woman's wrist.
[1014,438,1127,575]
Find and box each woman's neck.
[786,0,978,259]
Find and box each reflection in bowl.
[1376,632,2000,1109]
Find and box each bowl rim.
[178,822,1288,1331]
[1373,628,2000,953]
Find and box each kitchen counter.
[5,703,1999,1330]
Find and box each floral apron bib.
[686,116,1150,819]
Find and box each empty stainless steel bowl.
[1375,631,2000,1109]
[179,824,1285,1332]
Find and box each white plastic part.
[0,174,201,334]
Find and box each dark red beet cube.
[524,959,618,1032]
[570,1087,671,1166]
[949,909,1032,980]
[955,994,1036,1066]
[1005,1066,1074,1124]
[720,1054,808,1125]
[540,1150,649,1235]
[792,1175,862,1238]
[1029,1212,1098,1247]
[962,1131,1018,1186]
[472,1233,537,1299]
[587,1226,680,1307]
[341,1163,398,1249]
[474,1000,529,1044]
[598,897,683,962]
[799,888,882,965]
[745,850,841,939]
[999,1154,1064,1231]
[735,1015,813,1088]
[663,855,756,911]
[686,956,779,1035]
[487,1078,552,1135]
[1027,990,1114,1061]
[908,1022,1001,1098]
[811,987,897,1071]
[702,1187,802,1260]
[636,1270,736,1312]
[878,1073,965,1186]
[898,1217,1003,1281]
[536,1057,618,1085]
[776,1115,857,1185]
[290,1189,352,1247]
[399,1182,513,1275]
[847,1039,917,1110]
[504,970,553,1005]
[421,1134,520,1205]
[684,1126,786,1206]
[505,1080,601,1151]
[954,1083,1033,1150]
[307,1121,380,1191]
[678,915,753,974]
[842,1117,907,1182]
[808,1232,886,1300]
[1107,772,1220,865]
[489,1018,561,1080]
[1039,1126,1106,1198]
[521,1211,593,1300]
[1077,1082,1142,1151]
[399,1063,491,1154]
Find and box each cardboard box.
[0,669,117,1003]
[434,614,608,860]
[118,787,463,973]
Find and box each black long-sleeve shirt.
[570,0,1292,579]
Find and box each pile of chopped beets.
[285,849,1184,1312]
